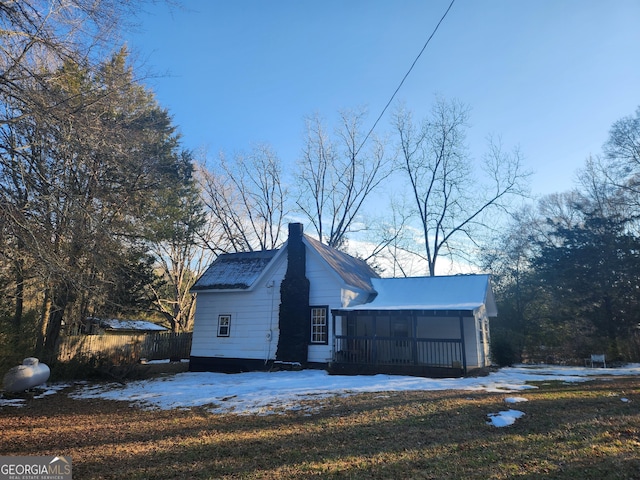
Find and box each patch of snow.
[273,361,302,367]
[0,397,25,407]
[33,383,70,399]
[505,364,640,377]
[0,383,69,407]
[504,396,529,404]
[487,409,525,427]
[99,318,166,331]
[143,359,189,364]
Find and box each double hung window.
[310,307,328,344]
[217,314,231,337]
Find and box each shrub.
[491,334,520,367]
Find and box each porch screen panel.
[416,316,458,338]
[375,315,393,363]
[390,316,412,364]
[415,315,463,367]
[341,315,374,363]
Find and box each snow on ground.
[487,409,526,427]
[504,396,529,404]
[486,395,530,427]
[0,383,69,407]
[2,364,638,416]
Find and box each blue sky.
[125,0,640,198]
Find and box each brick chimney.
[276,223,310,364]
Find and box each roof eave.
[190,286,251,294]
[331,307,479,317]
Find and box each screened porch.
[331,309,474,375]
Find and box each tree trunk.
[36,289,52,355]
[38,284,72,361]
[13,258,24,328]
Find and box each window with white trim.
[217,314,231,337]
[310,306,328,344]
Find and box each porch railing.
[334,335,464,369]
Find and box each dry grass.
[1,377,639,479]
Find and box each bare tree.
[149,214,212,333]
[0,0,141,127]
[198,143,288,254]
[296,108,393,248]
[604,106,640,170]
[601,106,640,215]
[144,151,213,333]
[394,98,530,276]
[356,196,416,277]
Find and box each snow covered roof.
[337,274,497,315]
[96,318,167,332]
[191,250,279,291]
[304,235,379,293]
[191,236,378,294]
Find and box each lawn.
[1,376,639,479]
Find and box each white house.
[190,223,496,377]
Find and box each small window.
[310,307,328,344]
[217,314,231,337]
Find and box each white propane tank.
[2,357,51,393]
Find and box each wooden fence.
[56,332,192,365]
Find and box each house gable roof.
[303,234,379,294]
[191,250,279,291]
[337,274,497,315]
[190,235,379,294]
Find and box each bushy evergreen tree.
[0,48,196,358]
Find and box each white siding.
[454,313,489,369]
[190,257,287,361]
[474,306,491,368]
[305,248,344,363]
[463,316,480,368]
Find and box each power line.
[355,0,456,157]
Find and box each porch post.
[331,311,337,362]
[412,313,418,365]
[459,312,467,374]
[372,313,377,364]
